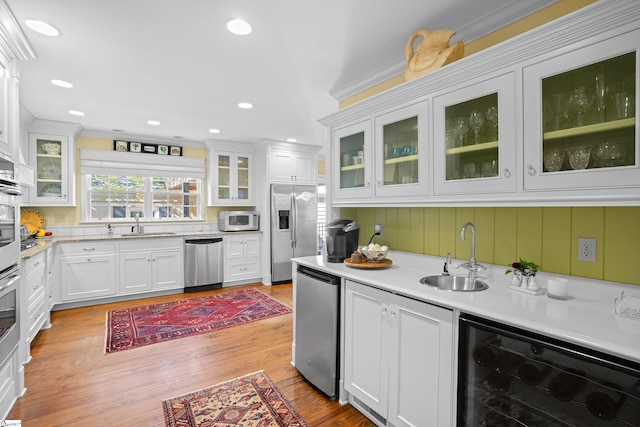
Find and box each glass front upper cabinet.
[523,30,639,192]
[433,73,516,195]
[209,151,252,205]
[29,133,72,205]
[333,120,372,200]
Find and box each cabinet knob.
[87,258,91,262]
[503,167,512,179]
[366,181,370,188]
[376,180,381,188]
[527,164,537,176]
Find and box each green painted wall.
[341,206,640,286]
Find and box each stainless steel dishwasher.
[295,264,341,399]
[184,237,224,292]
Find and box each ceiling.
[7,0,557,147]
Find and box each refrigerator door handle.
[291,192,297,248]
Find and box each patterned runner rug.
[105,288,291,353]
[163,370,309,427]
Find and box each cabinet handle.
[390,310,397,318]
[366,181,370,188]
[86,258,91,262]
[503,167,512,179]
[83,248,96,252]
[376,180,381,188]
[527,164,537,176]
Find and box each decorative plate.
[38,161,61,180]
[21,208,46,235]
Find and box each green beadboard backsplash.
[340,206,640,286]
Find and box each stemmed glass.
[454,117,468,147]
[469,110,485,144]
[550,93,568,130]
[594,73,608,122]
[485,106,498,140]
[567,86,594,126]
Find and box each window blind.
[80,149,205,179]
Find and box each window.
[86,175,201,221]
[80,149,205,222]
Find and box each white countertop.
[293,250,640,364]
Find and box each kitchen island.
[292,250,640,426]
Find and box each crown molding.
[0,0,36,60]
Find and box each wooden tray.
[344,258,393,269]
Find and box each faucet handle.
[443,252,452,276]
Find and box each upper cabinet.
[433,73,516,196]
[0,51,10,160]
[523,29,639,198]
[333,101,428,201]
[208,150,254,206]
[270,149,315,184]
[322,2,640,206]
[24,120,81,207]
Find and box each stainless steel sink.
[419,275,489,292]
[120,232,177,236]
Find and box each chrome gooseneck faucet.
[460,221,485,279]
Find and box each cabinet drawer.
[24,251,45,273]
[28,292,46,336]
[226,260,260,280]
[60,241,116,256]
[118,238,182,252]
[0,350,16,414]
[26,273,45,305]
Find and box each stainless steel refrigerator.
[271,184,317,283]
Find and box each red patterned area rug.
[105,289,291,353]
[163,370,309,427]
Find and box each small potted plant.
[505,258,541,289]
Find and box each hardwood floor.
[9,283,374,427]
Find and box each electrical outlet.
[578,237,596,262]
[375,223,383,238]
[55,214,65,222]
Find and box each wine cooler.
[458,314,640,426]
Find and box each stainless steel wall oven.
[0,264,19,365]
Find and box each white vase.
[527,275,540,291]
[511,272,523,287]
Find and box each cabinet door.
[388,295,454,427]
[152,250,183,289]
[60,255,116,301]
[374,101,429,198]
[209,152,254,206]
[344,280,390,419]
[271,151,296,182]
[224,236,245,260]
[28,132,73,205]
[0,51,10,159]
[333,120,373,200]
[119,252,153,294]
[292,152,314,183]
[243,235,260,258]
[433,73,516,196]
[523,30,639,194]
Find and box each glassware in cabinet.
[433,73,516,196]
[34,136,65,200]
[217,154,230,201]
[523,29,639,194]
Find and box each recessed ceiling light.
[25,19,61,36]
[147,120,160,126]
[68,110,85,116]
[226,19,252,35]
[209,129,221,134]
[50,79,73,88]
[286,138,297,143]
[238,102,253,109]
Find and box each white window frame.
[80,149,205,223]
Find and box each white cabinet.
[224,234,260,284]
[59,242,117,302]
[271,149,315,184]
[0,349,20,420]
[208,150,254,206]
[118,238,183,294]
[523,29,639,198]
[20,251,47,364]
[25,121,81,206]
[433,73,517,196]
[0,50,10,160]
[332,101,429,202]
[344,280,454,427]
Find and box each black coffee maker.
[325,219,360,263]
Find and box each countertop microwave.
[218,210,260,232]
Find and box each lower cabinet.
[0,349,21,420]
[20,251,47,364]
[119,239,183,294]
[224,234,260,284]
[344,280,454,427]
[57,238,184,305]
